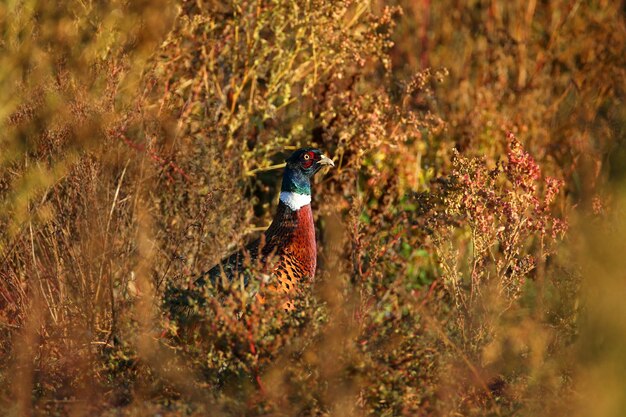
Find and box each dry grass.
[0,1,625,416]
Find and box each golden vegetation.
[1,1,625,416]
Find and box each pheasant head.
[280,148,334,211]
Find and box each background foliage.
[1,1,625,416]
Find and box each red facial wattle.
[302,151,315,169]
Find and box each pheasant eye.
[301,151,315,168]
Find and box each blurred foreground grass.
[1,1,625,416]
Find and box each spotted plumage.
[195,148,334,308]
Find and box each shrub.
[0,1,624,416]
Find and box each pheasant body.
[195,148,333,307]
[269,202,316,293]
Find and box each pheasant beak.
[318,154,335,167]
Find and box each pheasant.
[194,147,334,310]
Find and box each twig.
[95,159,129,341]
[245,163,286,177]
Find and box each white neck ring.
[280,191,311,210]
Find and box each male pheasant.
[194,147,334,309]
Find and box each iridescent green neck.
[281,167,311,195]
